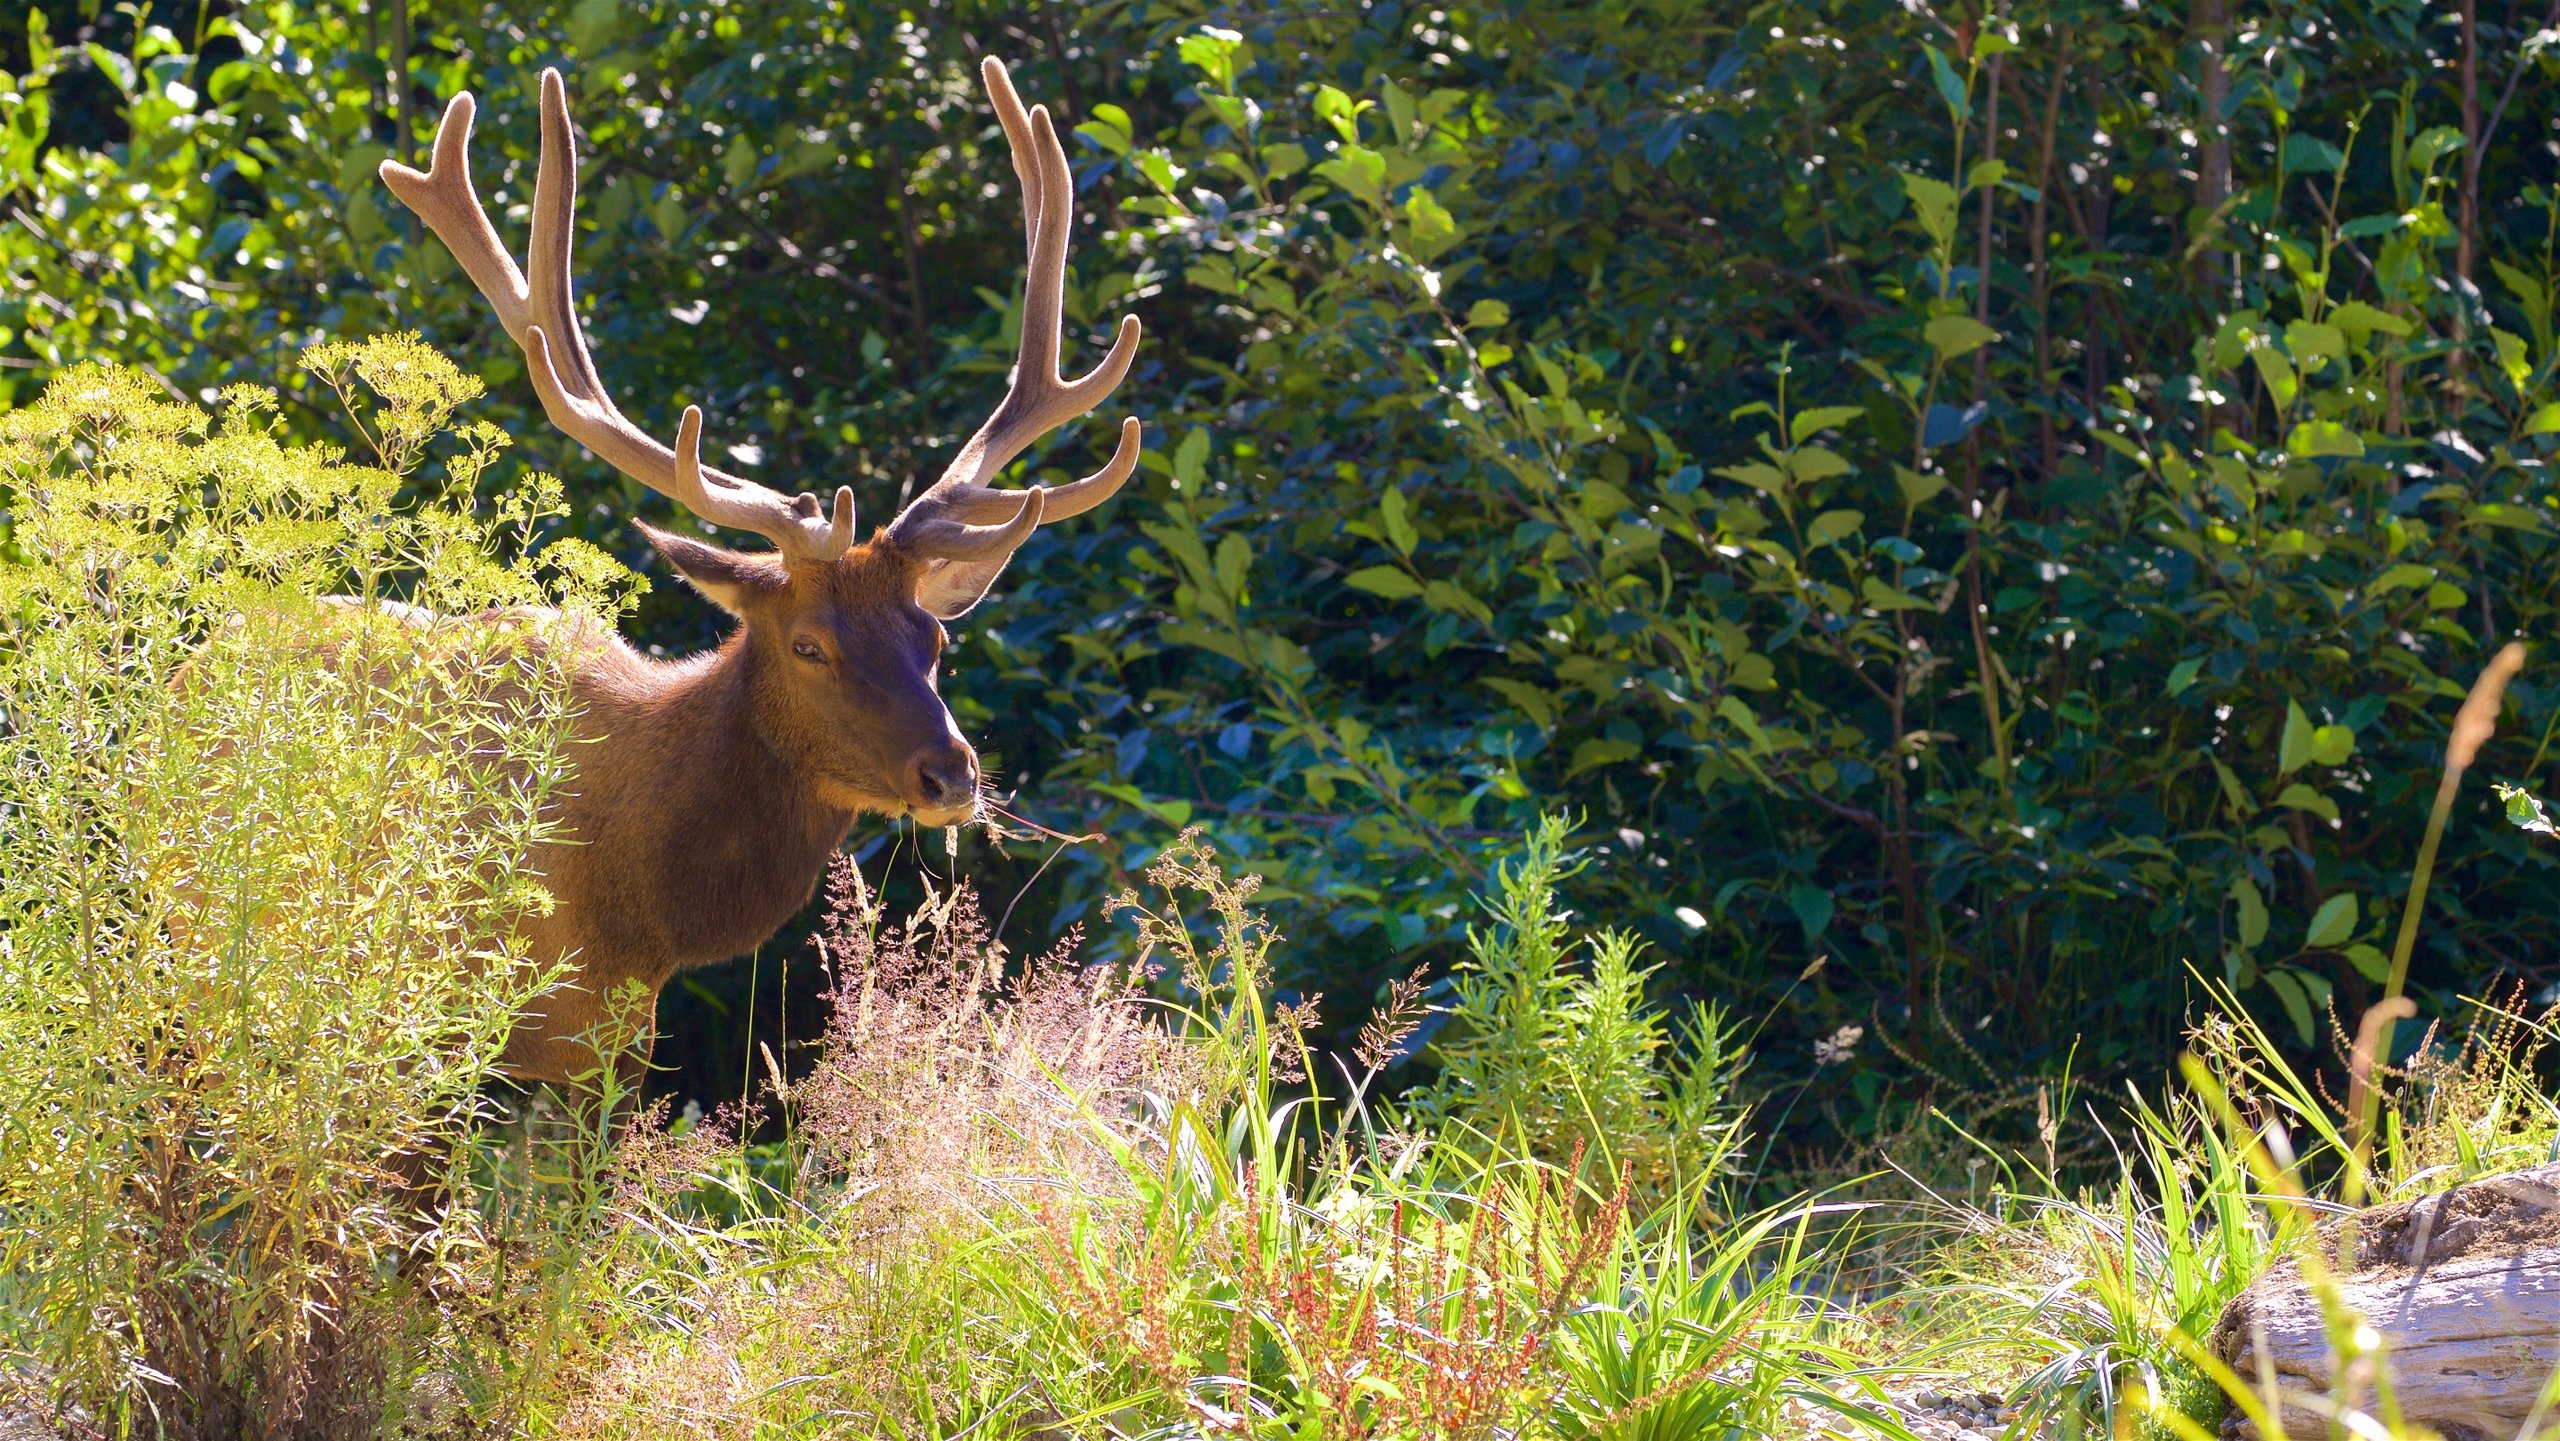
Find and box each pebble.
[1873,1381,2061,1441]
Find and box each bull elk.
[374,58,1140,1095]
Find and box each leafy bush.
[0,338,628,1435]
[12,0,2560,1170]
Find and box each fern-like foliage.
[1402,815,1748,1202]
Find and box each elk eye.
[791,638,824,662]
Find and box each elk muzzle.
[904,740,980,825]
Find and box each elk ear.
[636,520,787,616]
[910,554,1013,620]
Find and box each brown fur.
[502,531,979,1088]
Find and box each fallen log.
[2210,1162,2560,1441]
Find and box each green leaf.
[1400,187,1460,261]
[1421,579,1492,623]
[1789,405,1865,445]
[1380,487,1417,556]
[1480,677,1555,730]
[1715,462,1790,496]
[2273,782,2339,821]
[2263,968,2316,1047]
[2285,421,2366,459]
[1787,446,1851,482]
[2304,893,2358,949]
[2231,875,2269,949]
[1341,565,1423,601]
[1076,103,1134,156]
[2278,700,2315,774]
[2167,658,2204,696]
[1716,694,1771,751]
[1533,350,1571,399]
[1213,532,1250,600]
[1895,465,1949,510]
[1158,618,1248,666]
[648,191,688,242]
[1173,427,1211,487]
[1177,27,1245,90]
[2210,756,2255,819]
[1787,883,1835,941]
[2285,320,2346,365]
[1900,171,1960,247]
[2496,782,2560,837]
[1922,44,1967,115]
[2344,944,2391,983]
[1806,509,1864,547]
[1314,84,1369,142]
[1567,737,1641,776]
[1476,343,1513,370]
[2525,403,2560,436]
[2311,724,2354,767]
[2248,341,2299,409]
[2496,257,2550,314]
[1380,80,1419,149]
[1924,314,1999,360]
[2408,124,2465,173]
[2371,562,2437,595]
[1465,299,1510,329]
[1862,576,1934,612]
[2282,134,2347,174]
[2329,301,2413,342]
[1312,145,1386,206]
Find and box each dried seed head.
[2447,642,2526,774]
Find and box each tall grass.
[543,829,1845,1439]
[0,343,632,1437]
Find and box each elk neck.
[571,625,857,975]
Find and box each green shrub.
[0,339,630,1437]
[1404,814,1748,1202]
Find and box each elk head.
[381,60,1140,826]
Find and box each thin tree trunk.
[1031,0,1086,119]
[2192,0,2230,298]
[391,0,413,166]
[882,135,934,369]
[2023,44,2069,485]
[2454,0,2479,402]
[2192,0,2232,444]
[1966,54,2010,798]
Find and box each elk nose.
[909,748,979,811]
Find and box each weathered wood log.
[2210,1162,2560,1440]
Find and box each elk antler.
[885,57,1143,570]
[381,71,856,565]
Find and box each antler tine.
[381,93,535,337]
[383,70,856,565]
[887,57,1143,562]
[895,487,1046,563]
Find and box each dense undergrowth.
[10,0,2560,1432]
[10,2,2560,1151]
[4,341,2553,1436]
